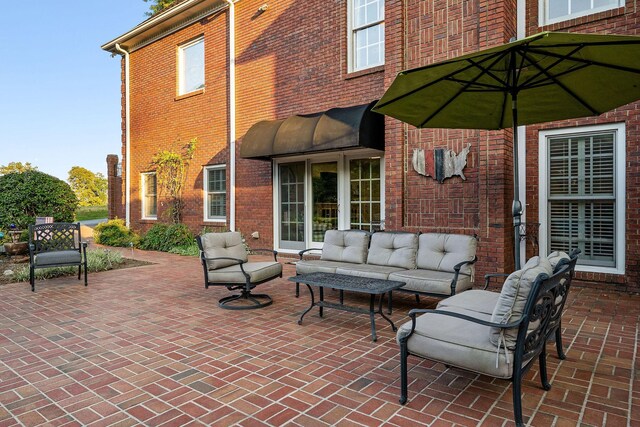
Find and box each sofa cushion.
[389,269,473,296]
[547,251,571,273]
[489,256,553,349]
[366,232,418,269]
[201,232,248,270]
[437,289,499,314]
[206,262,282,284]
[34,250,81,266]
[296,259,365,275]
[417,233,477,275]
[335,264,405,280]
[397,306,520,379]
[320,230,370,264]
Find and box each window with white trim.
[540,124,625,273]
[178,37,204,95]
[349,0,385,72]
[141,172,157,219]
[204,165,226,221]
[540,0,622,25]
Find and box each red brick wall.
[523,0,640,288]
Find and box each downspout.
[225,0,237,231]
[114,43,131,228]
[516,0,527,263]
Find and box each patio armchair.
[28,222,88,292]
[396,254,578,427]
[196,232,282,310]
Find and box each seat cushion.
[207,262,282,284]
[489,256,553,349]
[296,259,364,275]
[335,264,405,280]
[320,230,369,264]
[437,289,499,315]
[201,232,248,270]
[366,232,418,269]
[34,250,82,266]
[416,233,477,276]
[389,269,473,296]
[397,306,516,379]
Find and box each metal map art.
[412,143,471,183]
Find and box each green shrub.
[11,249,124,282]
[139,223,194,252]
[168,241,200,256]
[94,218,139,247]
[0,171,78,230]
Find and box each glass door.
[278,162,305,250]
[311,162,338,243]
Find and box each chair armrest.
[399,308,524,341]
[483,273,509,290]
[201,256,245,265]
[450,256,477,294]
[298,248,322,260]
[250,248,279,262]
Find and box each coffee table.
[289,272,405,342]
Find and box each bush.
[0,171,78,230]
[94,218,139,247]
[139,223,194,252]
[11,249,124,282]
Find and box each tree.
[67,167,108,207]
[150,138,197,223]
[0,162,37,175]
[0,170,78,230]
[143,0,178,16]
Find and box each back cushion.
[547,251,571,273]
[201,232,248,270]
[320,230,369,264]
[417,233,477,274]
[366,232,418,269]
[489,256,553,349]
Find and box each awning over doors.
[239,101,384,160]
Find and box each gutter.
[225,0,237,231]
[114,43,131,228]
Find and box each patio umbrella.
[373,31,640,269]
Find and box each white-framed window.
[540,0,623,25]
[204,165,226,221]
[539,123,625,274]
[348,0,385,72]
[178,36,204,95]
[141,172,157,220]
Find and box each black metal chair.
[397,255,578,427]
[28,222,88,292]
[196,232,282,310]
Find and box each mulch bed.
[0,256,152,286]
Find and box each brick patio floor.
[0,247,638,426]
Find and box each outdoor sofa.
[295,229,477,300]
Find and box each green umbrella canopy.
[373,32,640,130]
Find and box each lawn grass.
[76,205,108,221]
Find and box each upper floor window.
[540,0,622,25]
[178,37,204,95]
[349,0,385,72]
[204,165,226,221]
[141,172,157,220]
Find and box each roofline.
[101,0,227,53]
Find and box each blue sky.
[0,1,151,180]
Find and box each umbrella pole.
[512,94,523,270]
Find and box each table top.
[289,272,405,294]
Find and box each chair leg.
[296,282,299,297]
[415,294,420,304]
[83,262,88,286]
[539,345,551,391]
[513,370,524,427]
[399,338,409,405]
[555,325,566,360]
[30,266,35,292]
[78,265,81,280]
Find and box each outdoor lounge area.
[0,246,637,426]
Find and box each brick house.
[102,0,639,288]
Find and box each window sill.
[539,6,625,30]
[140,217,157,222]
[345,65,385,80]
[203,218,227,223]
[175,88,205,101]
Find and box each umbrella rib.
[526,47,640,75]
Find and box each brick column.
[106,155,123,220]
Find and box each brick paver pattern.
[0,246,637,426]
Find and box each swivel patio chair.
[196,232,282,310]
[28,222,88,292]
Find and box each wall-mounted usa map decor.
[412,143,471,183]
